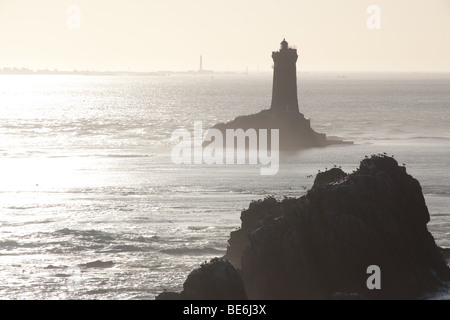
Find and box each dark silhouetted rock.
[156,258,247,300]
[225,196,285,269]
[210,109,351,151]
[227,155,450,299]
[313,167,347,186]
[155,291,181,300]
[157,155,449,300]
[438,247,450,265]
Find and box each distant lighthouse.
[199,55,203,72]
[270,39,299,113]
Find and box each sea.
[0,72,449,299]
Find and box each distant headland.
[0,67,239,76]
[0,67,161,76]
[209,39,352,150]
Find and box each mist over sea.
[0,73,449,299]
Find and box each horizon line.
[1,68,450,75]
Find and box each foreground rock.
[158,155,449,300]
[156,258,247,300]
[438,247,450,265]
[226,155,450,299]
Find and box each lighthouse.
[205,39,351,151]
[270,39,299,113]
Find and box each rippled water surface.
[0,73,449,299]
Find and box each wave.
[80,154,153,158]
[46,154,153,159]
[160,246,225,256]
[366,136,450,141]
[78,260,114,269]
[424,192,450,197]
[226,188,269,195]
[58,188,156,196]
[44,264,67,270]
[7,206,35,210]
[1,219,55,227]
[187,226,213,231]
[54,228,115,242]
[99,245,154,253]
[0,239,61,250]
[52,229,165,253]
[124,235,161,243]
[408,136,450,141]
[85,289,111,295]
[0,240,19,248]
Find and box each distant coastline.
[0,67,243,76]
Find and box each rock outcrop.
[210,109,351,151]
[438,247,450,265]
[155,258,247,300]
[158,155,449,300]
[226,155,450,299]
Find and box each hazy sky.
[0,0,449,72]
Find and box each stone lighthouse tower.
[270,39,299,113]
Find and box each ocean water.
[0,73,449,299]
